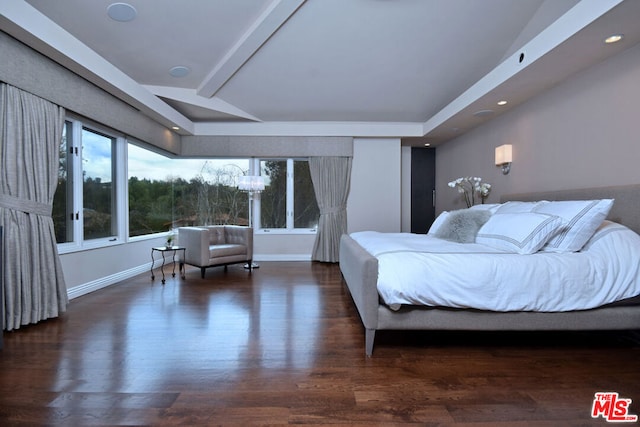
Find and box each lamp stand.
[244,191,259,269]
[238,174,264,270]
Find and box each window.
[53,118,124,250]
[82,127,118,240]
[258,159,319,232]
[293,159,318,229]
[127,144,175,237]
[127,143,250,237]
[52,118,316,250]
[260,159,286,228]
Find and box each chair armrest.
[178,227,210,267]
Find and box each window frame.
[56,116,127,254]
[254,158,318,235]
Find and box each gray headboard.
[501,184,640,235]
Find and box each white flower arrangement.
[447,177,491,208]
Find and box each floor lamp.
[238,175,265,269]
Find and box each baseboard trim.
[254,254,311,262]
[67,263,152,300]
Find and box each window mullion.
[286,159,294,230]
[72,120,84,243]
[116,136,127,241]
[252,158,262,230]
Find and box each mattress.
[350,221,640,312]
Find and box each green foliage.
[260,160,287,228]
[260,160,319,229]
[128,176,249,237]
[83,177,114,239]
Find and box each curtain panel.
[0,83,68,331]
[309,156,352,263]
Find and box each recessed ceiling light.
[107,3,137,22]
[604,34,624,44]
[172,126,180,131]
[169,66,190,78]
[497,100,508,106]
[424,143,431,147]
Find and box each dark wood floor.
[1,261,639,426]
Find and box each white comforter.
[350,221,640,312]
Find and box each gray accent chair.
[178,225,253,278]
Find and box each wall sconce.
[495,144,512,175]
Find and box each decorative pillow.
[476,212,563,254]
[432,209,492,243]
[427,211,449,235]
[495,201,547,213]
[534,199,614,252]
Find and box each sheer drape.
[309,156,352,262]
[0,83,68,331]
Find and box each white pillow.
[427,211,449,235]
[476,212,563,254]
[496,201,547,213]
[534,199,614,252]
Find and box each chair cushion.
[209,244,246,258]
[209,227,225,245]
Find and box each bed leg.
[365,329,376,357]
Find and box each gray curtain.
[0,83,68,331]
[309,156,352,262]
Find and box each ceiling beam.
[144,85,261,122]
[193,121,424,137]
[196,0,306,98]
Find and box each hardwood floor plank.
[1,261,639,425]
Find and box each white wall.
[59,235,168,298]
[436,42,640,213]
[347,138,402,233]
[254,233,315,261]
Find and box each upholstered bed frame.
[339,184,640,356]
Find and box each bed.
[339,185,640,356]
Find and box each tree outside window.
[127,144,250,237]
[259,159,319,231]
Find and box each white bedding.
[350,221,640,312]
